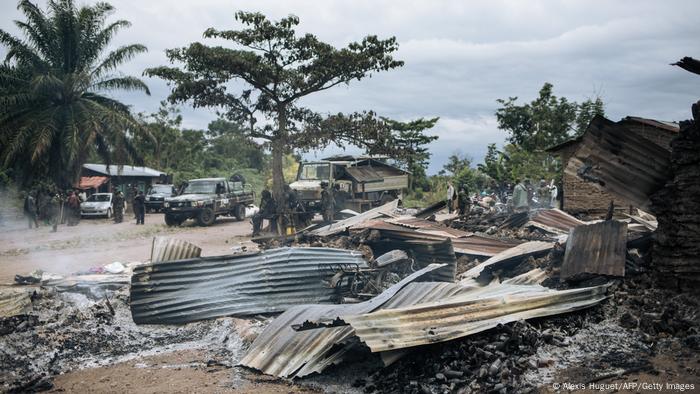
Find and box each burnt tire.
[233,204,245,221]
[197,208,216,226]
[164,214,181,226]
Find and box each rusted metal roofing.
[76,176,108,190]
[310,199,398,237]
[352,217,521,257]
[150,237,202,263]
[562,115,672,210]
[561,221,627,279]
[0,288,33,317]
[341,282,609,353]
[238,264,447,378]
[527,209,587,235]
[621,116,680,133]
[130,247,367,324]
[460,241,555,283]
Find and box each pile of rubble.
[1,201,698,392]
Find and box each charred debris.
[3,190,698,393]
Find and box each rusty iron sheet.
[527,209,587,235]
[238,264,448,378]
[150,236,202,263]
[460,241,555,283]
[341,282,609,353]
[563,115,671,210]
[310,199,399,237]
[130,247,367,324]
[0,287,33,317]
[561,221,627,279]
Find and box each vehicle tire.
[197,208,216,226]
[106,208,112,219]
[233,204,245,221]
[164,214,181,226]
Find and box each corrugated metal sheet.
[527,209,587,235]
[344,167,383,183]
[310,199,399,237]
[150,237,202,263]
[238,264,447,378]
[130,247,368,324]
[353,217,520,257]
[561,221,627,279]
[0,288,33,317]
[563,115,671,210]
[342,282,609,353]
[415,200,447,219]
[460,241,554,283]
[83,163,165,177]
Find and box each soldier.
[320,181,335,223]
[457,186,470,216]
[113,190,124,223]
[66,190,81,226]
[333,183,349,213]
[446,181,456,213]
[133,190,146,225]
[512,179,529,213]
[49,192,62,232]
[537,179,551,209]
[23,191,38,229]
[252,189,276,236]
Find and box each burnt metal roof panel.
[561,220,627,279]
[238,264,447,378]
[527,209,587,235]
[460,241,555,283]
[130,247,367,324]
[342,282,609,353]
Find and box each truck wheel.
[164,214,181,226]
[233,204,245,221]
[197,208,216,226]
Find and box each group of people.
[446,178,559,217]
[23,189,85,232]
[110,188,145,224]
[512,178,558,212]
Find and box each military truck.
[289,155,409,213]
[163,177,254,226]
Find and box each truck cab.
[163,177,254,226]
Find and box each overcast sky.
[2,0,699,173]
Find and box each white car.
[80,193,126,218]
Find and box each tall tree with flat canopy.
[146,11,405,203]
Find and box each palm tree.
[0,0,150,187]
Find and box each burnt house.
[547,116,678,214]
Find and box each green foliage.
[381,117,439,191]
[0,0,150,188]
[490,83,606,184]
[441,153,471,176]
[145,10,406,201]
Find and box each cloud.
[2,0,699,174]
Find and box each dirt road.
[0,213,256,283]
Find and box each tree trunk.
[272,105,287,210]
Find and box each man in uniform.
[23,191,38,229]
[252,189,276,236]
[320,181,335,223]
[537,179,551,209]
[66,190,81,226]
[113,190,124,223]
[457,186,471,216]
[134,190,146,225]
[512,179,529,213]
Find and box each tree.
[0,0,150,187]
[146,11,404,204]
[493,83,605,183]
[442,153,471,176]
[381,117,439,190]
[477,143,507,183]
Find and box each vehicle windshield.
[149,185,172,194]
[87,194,110,202]
[299,163,330,180]
[183,180,220,194]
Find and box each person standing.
[252,189,276,236]
[446,181,456,213]
[457,186,470,216]
[134,191,146,225]
[320,181,335,223]
[67,190,81,226]
[537,179,551,209]
[512,179,529,213]
[23,191,39,229]
[113,190,124,223]
[50,192,62,232]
